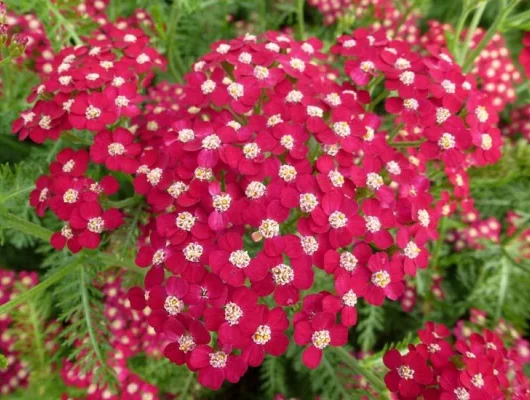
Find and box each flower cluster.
[18,22,167,251]
[307,0,421,44]
[0,269,38,396]
[384,316,530,399]
[421,21,521,110]
[12,6,504,392]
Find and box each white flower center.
[289,58,306,72]
[86,73,100,81]
[403,98,419,111]
[281,135,294,150]
[364,127,375,142]
[371,270,390,288]
[112,76,125,87]
[475,106,489,123]
[386,161,401,175]
[428,343,441,353]
[365,216,381,233]
[254,65,269,80]
[63,189,79,204]
[183,242,203,262]
[481,134,492,150]
[403,241,421,259]
[168,181,189,198]
[300,236,319,255]
[39,115,52,130]
[243,143,261,159]
[152,249,166,265]
[438,132,456,150]
[259,219,279,238]
[178,333,195,353]
[301,43,314,54]
[399,71,415,85]
[227,83,244,100]
[279,165,297,182]
[61,225,73,239]
[194,167,213,181]
[108,142,125,156]
[238,52,252,64]
[124,34,137,43]
[39,188,49,202]
[398,365,414,380]
[394,58,411,70]
[267,114,283,127]
[164,296,184,315]
[471,373,484,388]
[85,105,101,120]
[271,263,294,285]
[209,351,228,368]
[311,330,331,349]
[417,209,430,227]
[328,170,344,187]
[300,193,318,213]
[342,290,358,307]
[441,79,456,94]
[147,168,163,186]
[252,325,272,345]
[340,252,358,271]
[176,212,196,231]
[136,53,150,64]
[201,79,216,94]
[343,39,356,48]
[62,160,75,173]
[213,193,232,212]
[454,388,470,400]
[286,90,303,103]
[436,107,451,124]
[115,96,129,108]
[216,44,231,54]
[329,211,347,229]
[307,106,323,118]
[202,134,221,150]
[333,121,351,138]
[59,76,72,86]
[360,61,375,72]
[245,181,266,199]
[366,172,384,191]
[88,217,105,233]
[224,302,243,325]
[229,250,251,269]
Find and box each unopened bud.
[0,2,6,24]
[0,24,7,48]
[9,34,28,58]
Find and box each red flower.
[164,317,211,368]
[203,287,259,347]
[69,202,123,249]
[50,148,89,177]
[322,273,366,327]
[209,232,269,286]
[189,345,247,390]
[355,253,404,306]
[240,305,289,367]
[383,348,434,398]
[90,128,141,173]
[69,92,118,132]
[147,276,191,332]
[396,227,429,276]
[294,311,348,369]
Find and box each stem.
[458,2,487,64]
[296,0,305,40]
[79,266,108,374]
[462,0,519,72]
[27,297,47,370]
[331,346,389,396]
[391,139,425,148]
[0,186,33,204]
[430,217,446,268]
[0,258,83,315]
[180,370,195,398]
[47,1,83,46]
[2,211,53,241]
[452,5,472,56]
[369,90,389,111]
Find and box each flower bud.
[8,34,28,58]
[0,2,6,24]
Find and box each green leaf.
[0,353,7,369]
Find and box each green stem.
[388,123,404,143]
[0,258,83,315]
[0,186,33,204]
[369,90,389,111]
[430,217,446,268]
[47,1,83,46]
[2,211,53,241]
[462,0,520,72]
[458,2,487,64]
[27,297,47,370]
[180,370,195,398]
[452,6,472,56]
[295,0,305,41]
[79,266,110,375]
[331,346,389,396]
[391,139,425,148]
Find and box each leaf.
[0,353,7,369]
